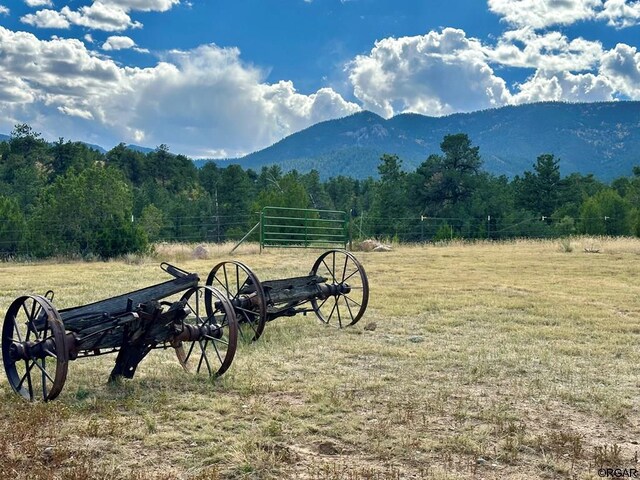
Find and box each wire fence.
[0,212,624,258]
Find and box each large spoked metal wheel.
[310,250,369,328]
[175,286,238,377]
[206,261,267,342]
[2,295,69,402]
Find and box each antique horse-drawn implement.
[2,263,238,402]
[2,249,368,402]
[207,249,369,342]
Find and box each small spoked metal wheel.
[175,286,238,377]
[310,249,369,328]
[206,261,267,342]
[2,295,69,402]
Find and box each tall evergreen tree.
[515,154,562,218]
[416,133,482,218]
[370,154,412,238]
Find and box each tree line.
[1,124,639,258]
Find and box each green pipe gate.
[260,207,349,250]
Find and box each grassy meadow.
[0,238,639,479]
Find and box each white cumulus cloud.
[489,28,604,72]
[488,0,640,30]
[0,5,9,15]
[60,2,142,32]
[25,0,53,7]
[512,70,615,103]
[598,0,640,27]
[0,28,359,157]
[348,28,511,117]
[123,45,360,155]
[599,43,640,96]
[346,25,640,118]
[106,0,180,12]
[488,0,601,29]
[21,0,181,32]
[21,9,71,28]
[102,35,136,50]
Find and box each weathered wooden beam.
[60,273,198,332]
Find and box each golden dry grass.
[1,237,639,479]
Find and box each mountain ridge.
[231,101,640,181]
[3,102,639,181]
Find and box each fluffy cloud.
[124,46,360,155]
[25,0,53,7]
[598,0,640,27]
[102,35,136,50]
[106,0,180,12]
[21,9,71,28]
[488,0,601,29]
[348,28,511,117]
[599,43,640,96]
[22,0,179,32]
[0,27,359,157]
[60,2,142,31]
[0,5,9,15]
[512,70,615,103]
[490,28,604,71]
[346,25,640,118]
[488,0,640,30]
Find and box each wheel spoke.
[41,358,48,399]
[204,335,228,346]
[235,265,240,297]
[184,300,198,324]
[213,276,231,296]
[211,338,224,365]
[341,255,348,283]
[17,361,35,390]
[223,265,230,297]
[233,277,251,301]
[326,300,338,324]
[196,339,209,374]
[342,269,360,283]
[344,296,363,308]
[321,259,337,283]
[33,359,55,383]
[316,296,330,312]
[235,306,258,316]
[332,251,336,282]
[344,296,356,321]
[336,299,343,328]
[23,360,35,398]
[12,318,23,342]
[184,339,196,362]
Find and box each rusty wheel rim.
[178,286,238,377]
[206,261,267,342]
[2,295,68,402]
[310,250,369,328]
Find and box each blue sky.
[0,0,639,158]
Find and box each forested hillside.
[1,124,640,259]
[234,102,640,180]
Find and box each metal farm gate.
[260,207,349,251]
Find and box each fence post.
[260,209,264,253]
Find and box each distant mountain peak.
[343,123,389,142]
[236,101,640,181]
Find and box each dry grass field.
[1,238,639,479]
